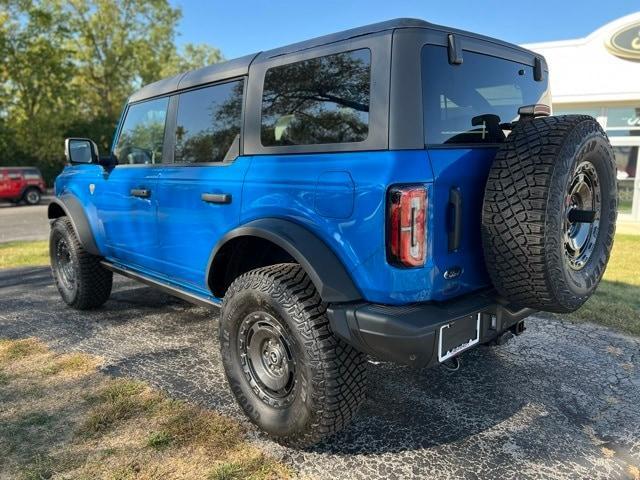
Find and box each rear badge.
[444,266,463,280]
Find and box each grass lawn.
[1,234,639,336]
[0,338,290,480]
[0,240,48,269]
[565,233,640,336]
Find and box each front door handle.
[201,193,232,204]
[131,188,150,198]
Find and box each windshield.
[422,45,550,145]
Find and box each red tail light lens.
[387,185,427,267]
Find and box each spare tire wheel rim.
[564,160,601,271]
[237,311,297,407]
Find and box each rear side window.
[261,49,371,147]
[115,97,169,164]
[22,168,41,180]
[174,80,244,164]
[422,45,549,145]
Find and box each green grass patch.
[0,338,47,362]
[146,430,172,449]
[0,240,48,269]
[566,234,640,336]
[208,462,246,480]
[0,338,291,479]
[41,353,96,376]
[79,379,161,436]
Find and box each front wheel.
[219,264,368,447]
[50,217,113,310]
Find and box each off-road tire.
[219,263,368,447]
[23,187,41,205]
[482,115,617,313]
[50,217,112,309]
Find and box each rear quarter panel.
[242,150,438,304]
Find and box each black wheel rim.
[55,237,76,290]
[237,311,296,407]
[564,161,601,271]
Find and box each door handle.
[130,188,150,198]
[201,193,232,204]
[448,187,462,252]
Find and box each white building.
[524,12,640,221]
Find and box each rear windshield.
[422,45,549,145]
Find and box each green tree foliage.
[0,0,223,183]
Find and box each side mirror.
[65,138,99,165]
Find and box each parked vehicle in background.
[48,18,618,447]
[0,167,46,205]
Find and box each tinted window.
[261,49,371,146]
[22,168,41,179]
[422,45,549,145]
[115,97,168,164]
[175,80,244,163]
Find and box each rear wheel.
[23,188,41,205]
[219,263,367,447]
[50,217,112,309]
[482,115,617,313]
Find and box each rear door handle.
[201,193,232,204]
[130,188,150,198]
[448,187,462,252]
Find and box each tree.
[0,0,76,179]
[0,0,224,183]
[166,43,224,76]
[63,0,182,121]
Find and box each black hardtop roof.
[128,18,537,104]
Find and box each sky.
[170,0,640,59]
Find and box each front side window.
[261,49,371,147]
[175,80,244,163]
[115,97,169,164]
[422,45,549,145]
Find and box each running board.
[100,261,220,309]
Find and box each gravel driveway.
[0,267,638,479]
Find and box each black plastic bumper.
[327,290,535,368]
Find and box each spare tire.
[482,115,617,313]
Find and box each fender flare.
[208,218,362,303]
[47,195,100,256]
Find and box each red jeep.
[0,167,46,205]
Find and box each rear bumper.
[327,290,535,368]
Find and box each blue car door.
[93,97,169,273]
[155,79,249,293]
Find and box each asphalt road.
[0,267,638,479]
[0,199,52,243]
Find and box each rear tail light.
[387,185,427,267]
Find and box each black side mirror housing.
[98,155,118,168]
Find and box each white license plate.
[438,313,481,362]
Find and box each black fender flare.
[208,218,362,303]
[47,195,101,256]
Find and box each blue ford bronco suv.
[50,19,617,446]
